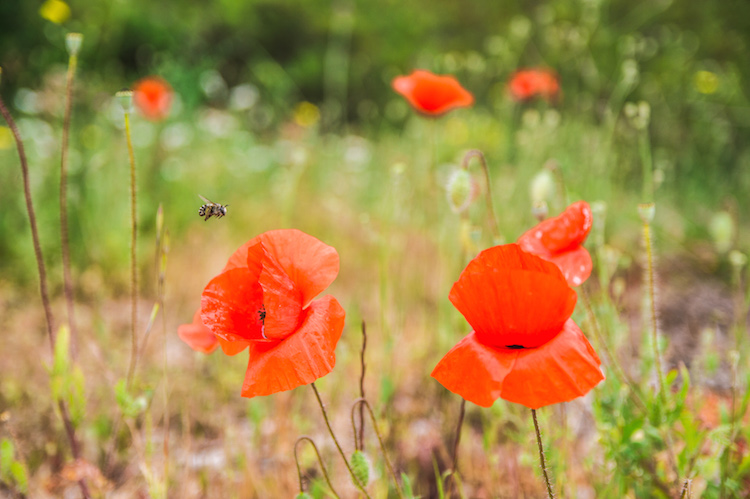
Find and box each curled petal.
[432,320,603,409]
[241,296,345,398]
[392,70,474,116]
[546,246,592,287]
[217,336,251,356]
[449,244,576,348]
[177,309,218,354]
[201,268,266,342]
[518,201,592,254]
[255,229,340,308]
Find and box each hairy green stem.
[310,383,371,498]
[295,436,341,499]
[357,321,367,451]
[350,399,404,499]
[60,52,79,356]
[461,149,502,243]
[124,111,138,389]
[0,85,91,499]
[532,409,554,499]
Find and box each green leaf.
[401,472,417,499]
[10,460,28,494]
[0,438,14,477]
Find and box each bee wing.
[198,194,213,205]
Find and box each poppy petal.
[258,249,304,340]
[501,319,604,409]
[518,201,592,254]
[254,229,340,308]
[223,236,263,272]
[431,332,516,408]
[177,309,218,354]
[392,70,474,116]
[241,295,345,398]
[546,246,592,287]
[201,268,267,342]
[449,245,576,348]
[217,336,251,356]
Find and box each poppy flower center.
[506,345,525,349]
[258,305,266,324]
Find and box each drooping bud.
[637,203,655,224]
[116,90,133,113]
[350,450,371,487]
[65,33,83,56]
[445,168,478,214]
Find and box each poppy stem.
[447,398,466,498]
[357,321,367,451]
[531,409,555,499]
[679,478,692,499]
[124,108,139,390]
[461,149,502,243]
[60,46,79,358]
[638,204,666,401]
[0,79,92,499]
[310,383,372,498]
[294,436,342,499]
[350,399,404,499]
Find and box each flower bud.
[295,493,313,499]
[445,168,478,214]
[637,203,655,224]
[708,210,734,254]
[350,450,371,487]
[116,90,133,113]
[531,200,548,221]
[65,33,83,56]
[529,169,554,204]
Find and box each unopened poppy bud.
[637,203,655,224]
[350,450,371,487]
[295,493,313,499]
[728,250,747,269]
[531,200,548,221]
[446,168,478,214]
[65,33,83,56]
[530,169,554,204]
[708,211,734,254]
[116,90,133,113]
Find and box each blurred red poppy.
[508,69,560,102]
[178,308,219,354]
[133,76,173,121]
[201,229,345,398]
[517,201,593,287]
[432,244,603,409]
[392,70,474,116]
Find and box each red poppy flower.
[432,244,603,409]
[508,68,560,102]
[392,70,474,116]
[201,229,345,398]
[133,76,173,121]
[178,308,219,354]
[517,201,593,287]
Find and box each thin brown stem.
[447,398,466,499]
[641,210,666,400]
[357,321,367,451]
[310,383,371,498]
[124,111,138,389]
[295,436,341,499]
[532,409,554,499]
[679,478,692,499]
[461,149,502,243]
[0,89,90,499]
[350,399,404,499]
[60,52,79,356]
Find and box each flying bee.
[198,195,229,221]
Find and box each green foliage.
[114,379,150,419]
[401,472,419,499]
[49,326,87,427]
[0,438,28,494]
[349,450,370,487]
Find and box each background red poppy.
[133,76,173,121]
[392,70,474,116]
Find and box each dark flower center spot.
[506,345,525,349]
[258,306,266,324]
